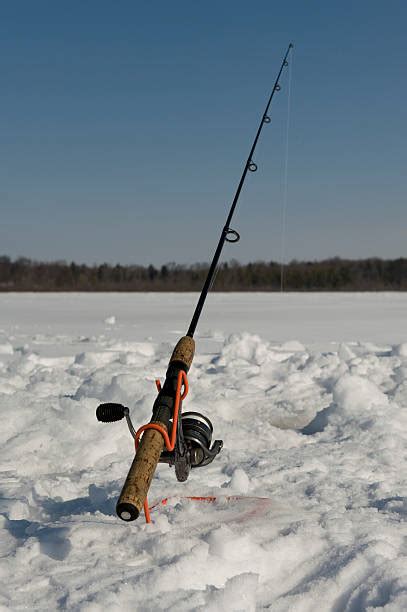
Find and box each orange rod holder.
[133,370,189,523]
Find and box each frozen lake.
[0,293,406,610]
[1,291,406,347]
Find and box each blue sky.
[1,1,406,265]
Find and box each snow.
[0,292,406,611]
[104,315,116,326]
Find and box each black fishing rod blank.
[187,43,293,338]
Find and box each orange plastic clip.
[133,370,189,523]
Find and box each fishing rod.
[187,42,293,337]
[96,43,293,523]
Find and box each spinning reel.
[160,410,223,481]
[96,398,222,483]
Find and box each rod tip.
[289,42,294,49]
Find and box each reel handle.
[116,336,195,521]
[96,402,127,422]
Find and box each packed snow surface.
[0,293,406,611]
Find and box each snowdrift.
[0,294,407,610]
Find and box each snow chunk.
[74,351,119,367]
[215,333,272,367]
[333,374,388,414]
[109,340,156,357]
[338,343,356,361]
[280,340,305,352]
[266,371,332,429]
[392,343,407,357]
[228,468,250,494]
[207,524,256,560]
[205,573,259,612]
[0,342,13,355]
[104,315,116,325]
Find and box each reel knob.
[96,403,128,422]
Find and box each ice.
[0,292,406,610]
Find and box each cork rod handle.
[116,336,195,521]
[116,425,167,521]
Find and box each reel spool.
[159,409,222,479]
[181,412,222,467]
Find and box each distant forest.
[0,256,406,291]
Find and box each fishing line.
[280,47,293,292]
[187,44,293,337]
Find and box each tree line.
[0,256,406,291]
